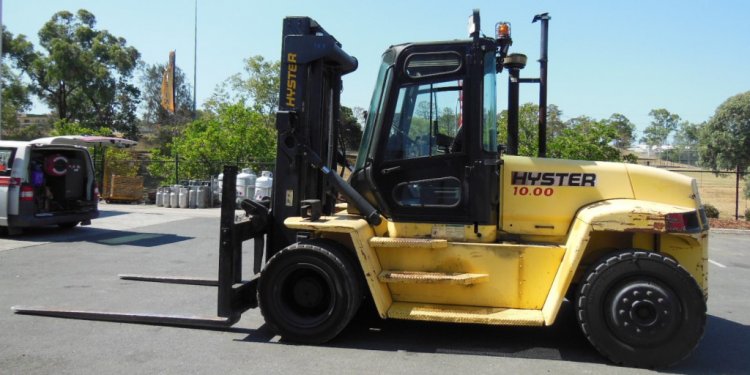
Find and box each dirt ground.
[710,218,750,229]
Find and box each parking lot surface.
[1,203,749,374]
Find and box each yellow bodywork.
[285,156,709,327]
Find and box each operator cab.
[350,31,507,226]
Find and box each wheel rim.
[605,279,682,347]
[275,263,336,328]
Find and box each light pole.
[193,0,198,116]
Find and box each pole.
[736,165,741,220]
[507,68,520,155]
[193,0,198,116]
[533,13,550,158]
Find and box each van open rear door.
[30,136,137,148]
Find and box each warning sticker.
[432,224,466,241]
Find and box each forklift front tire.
[258,239,362,344]
[576,250,706,368]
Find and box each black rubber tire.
[258,239,362,344]
[576,250,706,368]
[57,221,79,229]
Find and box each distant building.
[16,113,54,127]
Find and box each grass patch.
[674,170,748,219]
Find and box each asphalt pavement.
[1,203,748,374]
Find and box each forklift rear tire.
[575,250,706,368]
[258,239,362,344]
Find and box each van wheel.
[576,251,706,368]
[58,221,79,229]
[258,239,362,344]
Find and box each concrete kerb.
[710,228,750,235]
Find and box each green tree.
[498,103,624,161]
[50,118,111,137]
[665,121,703,165]
[2,27,39,139]
[498,103,564,156]
[138,63,195,153]
[340,106,363,152]
[548,116,622,161]
[6,10,141,137]
[641,108,681,151]
[205,55,279,126]
[606,113,636,149]
[701,92,750,219]
[701,92,750,172]
[149,103,276,184]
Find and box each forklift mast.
[270,17,359,256]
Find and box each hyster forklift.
[14,11,708,369]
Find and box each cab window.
[385,80,463,160]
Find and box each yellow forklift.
[15,11,708,368]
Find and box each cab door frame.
[367,41,498,225]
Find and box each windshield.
[355,61,392,170]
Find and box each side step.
[379,271,488,285]
[369,237,448,249]
[387,302,545,326]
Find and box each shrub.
[703,203,719,219]
[745,208,750,221]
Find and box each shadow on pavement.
[8,226,193,248]
[238,301,606,365]
[237,305,750,372]
[669,315,750,374]
[96,209,131,219]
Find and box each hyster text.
[511,171,597,187]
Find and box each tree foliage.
[340,106,363,152]
[2,27,37,139]
[606,113,636,149]
[5,10,141,137]
[205,55,279,126]
[498,103,624,161]
[700,91,750,172]
[548,116,622,161]
[149,103,276,184]
[641,108,681,149]
[500,103,564,156]
[50,118,111,137]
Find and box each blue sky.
[4,0,749,137]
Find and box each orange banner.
[161,51,176,112]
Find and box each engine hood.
[625,163,699,209]
[500,155,698,237]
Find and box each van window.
[0,148,16,176]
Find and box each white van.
[0,136,136,235]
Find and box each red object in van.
[44,154,69,176]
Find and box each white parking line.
[709,259,727,268]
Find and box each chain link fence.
[634,150,748,219]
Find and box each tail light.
[20,185,34,202]
[665,211,702,233]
